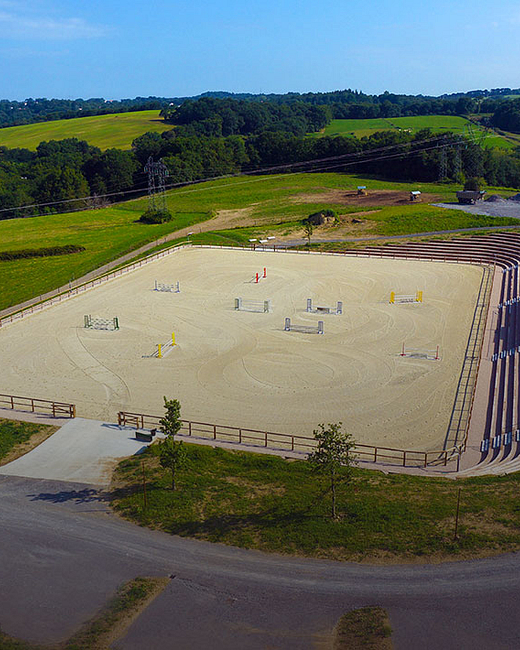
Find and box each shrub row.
[0,244,85,261]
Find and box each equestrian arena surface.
[0,247,482,451]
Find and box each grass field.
[314,115,514,150]
[0,172,516,312]
[112,442,520,562]
[0,419,57,464]
[0,110,172,151]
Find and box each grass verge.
[334,607,393,649]
[0,418,58,465]
[112,443,520,563]
[0,577,168,650]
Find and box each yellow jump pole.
[389,291,395,304]
[157,343,162,359]
[172,332,175,346]
[417,291,423,303]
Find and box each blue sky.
[0,0,519,100]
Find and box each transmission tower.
[453,139,463,179]
[438,139,448,181]
[144,156,169,211]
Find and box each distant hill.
[311,115,516,150]
[0,110,172,151]
[2,87,520,131]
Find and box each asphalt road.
[2,475,520,649]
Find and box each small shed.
[410,191,421,202]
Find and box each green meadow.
[315,115,514,149]
[0,110,172,151]
[0,172,516,312]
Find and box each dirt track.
[0,247,482,451]
[291,189,439,207]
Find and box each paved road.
[0,419,149,485]
[2,475,520,649]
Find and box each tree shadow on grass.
[168,506,322,539]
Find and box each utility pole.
[144,156,169,211]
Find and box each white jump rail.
[235,297,271,313]
[284,317,324,334]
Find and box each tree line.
[2,126,520,221]
[2,86,520,130]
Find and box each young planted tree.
[159,397,182,437]
[307,422,357,519]
[158,397,186,490]
[304,221,313,245]
[159,435,188,491]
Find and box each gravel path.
[434,200,520,219]
[3,474,520,649]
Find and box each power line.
[0,131,496,216]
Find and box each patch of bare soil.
[272,212,379,242]
[291,189,438,206]
[174,205,299,238]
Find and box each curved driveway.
[2,475,520,649]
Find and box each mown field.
[0,172,516,312]
[113,442,520,562]
[314,115,513,150]
[0,110,172,151]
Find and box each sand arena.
[0,247,483,451]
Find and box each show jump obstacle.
[235,297,271,313]
[284,318,324,334]
[153,333,176,358]
[306,299,342,315]
[84,315,119,331]
[253,268,267,283]
[400,343,440,360]
[155,280,180,293]
[389,290,423,304]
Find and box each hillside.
[0,110,172,151]
[312,115,514,150]
[0,172,518,313]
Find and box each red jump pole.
[435,345,439,360]
[255,272,259,283]
[401,342,406,356]
[263,267,267,278]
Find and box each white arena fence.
[154,280,180,293]
[235,297,271,313]
[284,317,324,334]
[306,298,342,315]
[0,243,191,330]
[0,241,493,334]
